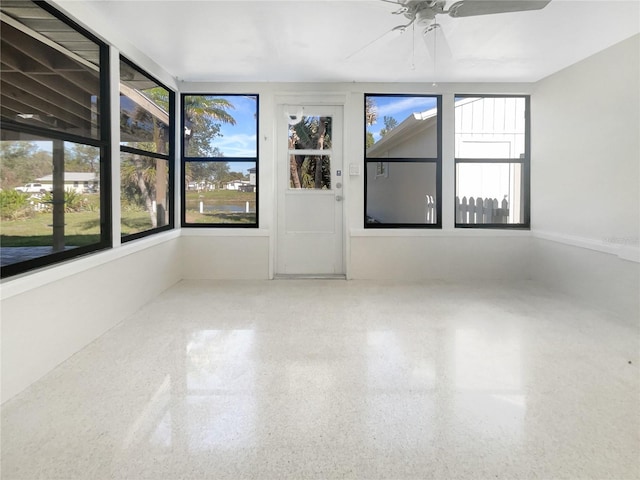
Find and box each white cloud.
[374,97,436,119]
[215,133,257,157]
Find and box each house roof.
[366,97,484,157]
[37,172,97,182]
[367,106,438,158]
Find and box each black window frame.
[0,1,111,279]
[119,55,175,242]
[181,93,259,228]
[364,93,442,229]
[454,94,531,229]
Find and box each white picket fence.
[456,196,509,224]
[425,195,436,223]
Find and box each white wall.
[350,233,531,280]
[176,82,533,280]
[1,235,182,403]
[181,232,270,280]
[531,34,640,320]
[1,0,184,405]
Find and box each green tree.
[121,92,236,227]
[365,97,378,149]
[0,141,51,188]
[120,86,170,228]
[182,96,237,190]
[379,115,398,137]
[121,153,165,227]
[289,116,331,189]
[65,144,99,172]
[188,160,229,189]
[184,96,236,157]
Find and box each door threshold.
[274,274,347,280]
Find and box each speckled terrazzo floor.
[1,279,639,480]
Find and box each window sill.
[351,228,531,237]
[1,229,181,300]
[180,228,270,237]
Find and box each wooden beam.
[2,21,86,72]
[1,80,93,131]
[120,83,169,125]
[1,75,94,124]
[2,71,97,117]
[0,13,98,72]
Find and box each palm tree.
[289,116,331,189]
[365,97,377,149]
[121,93,236,228]
[121,154,162,228]
[183,95,236,157]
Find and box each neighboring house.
[366,106,439,224]
[36,172,99,193]
[454,97,525,222]
[225,179,254,192]
[187,181,215,191]
[366,97,525,224]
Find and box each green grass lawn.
[185,189,255,204]
[1,210,153,246]
[121,210,154,235]
[1,190,257,246]
[185,211,256,224]
[185,190,256,224]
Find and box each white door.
[276,105,344,276]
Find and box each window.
[0,1,110,278]
[454,96,530,228]
[182,94,258,227]
[120,57,174,240]
[364,94,441,228]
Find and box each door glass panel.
[289,155,331,190]
[288,114,332,190]
[288,116,332,150]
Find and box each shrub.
[41,190,90,213]
[0,189,32,220]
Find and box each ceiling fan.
[384,0,551,32]
[348,0,552,64]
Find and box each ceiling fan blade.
[423,23,452,60]
[448,0,551,18]
[345,25,407,60]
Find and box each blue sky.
[367,95,438,142]
[212,95,440,156]
[214,95,258,158]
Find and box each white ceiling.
[62,0,639,83]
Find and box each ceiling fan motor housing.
[404,0,447,25]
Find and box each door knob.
[336,195,343,202]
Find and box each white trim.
[287,149,333,156]
[533,230,640,263]
[180,228,270,237]
[351,229,531,237]
[110,45,122,246]
[0,230,181,300]
[274,93,348,106]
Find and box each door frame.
[273,94,348,278]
